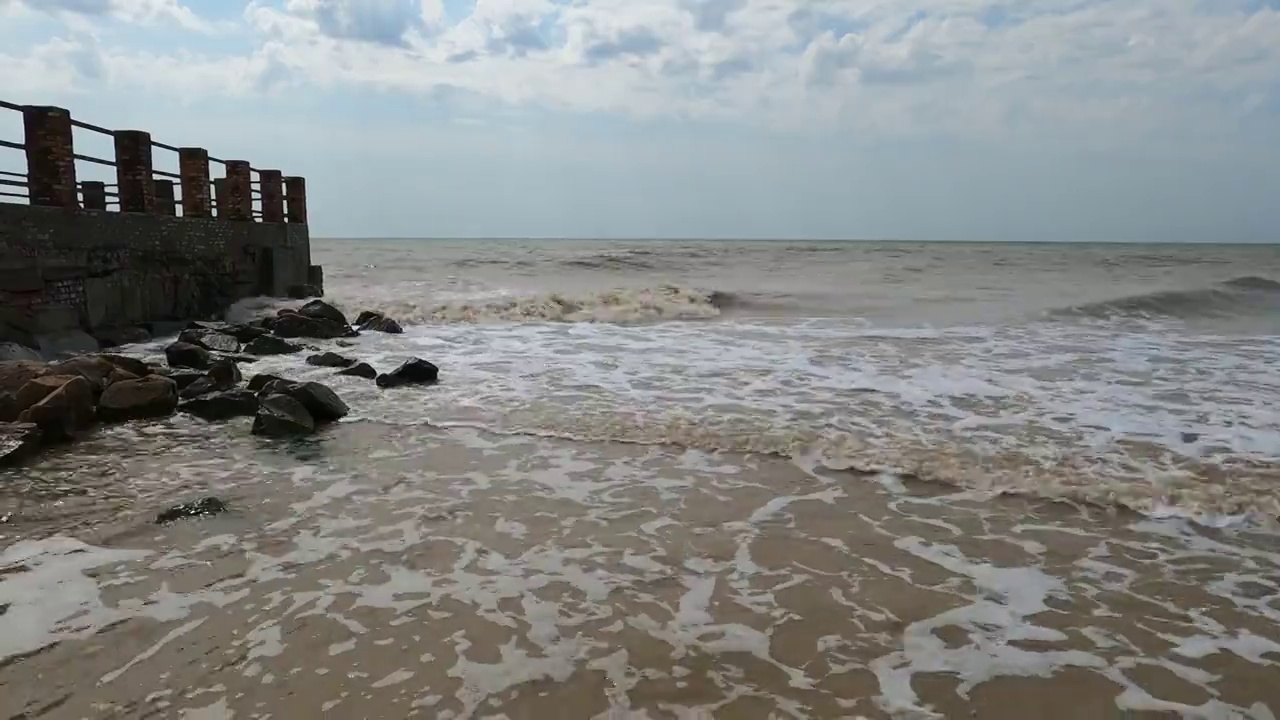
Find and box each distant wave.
[1050,276,1280,321]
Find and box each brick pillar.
[259,169,284,223]
[223,160,252,221]
[213,178,227,218]
[81,181,107,211]
[178,147,211,218]
[114,130,155,213]
[154,179,176,216]
[23,106,79,209]
[285,176,308,224]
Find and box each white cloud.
[4,0,221,33]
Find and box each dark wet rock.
[252,393,316,437]
[0,392,17,423]
[94,326,151,348]
[298,299,349,326]
[0,422,42,467]
[155,497,228,524]
[99,354,151,378]
[306,352,355,369]
[215,353,260,364]
[104,368,141,387]
[98,375,179,422]
[287,284,323,299]
[244,335,303,356]
[180,377,217,399]
[1181,432,1201,444]
[14,375,80,417]
[208,358,243,390]
[376,358,440,389]
[168,371,207,391]
[180,389,259,421]
[165,342,212,370]
[337,362,377,380]
[271,313,351,340]
[18,376,95,440]
[247,374,286,392]
[47,356,117,392]
[178,329,240,354]
[258,379,349,423]
[356,311,403,334]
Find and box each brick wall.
[0,203,312,346]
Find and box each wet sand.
[3,422,1279,718]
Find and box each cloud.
[309,0,423,46]
[5,0,220,32]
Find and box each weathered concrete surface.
[0,203,312,349]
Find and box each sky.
[0,0,1277,242]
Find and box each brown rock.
[48,356,118,392]
[98,375,179,422]
[18,375,95,440]
[99,354,151,378]
[14,375,80,417]
[0,360,49,396]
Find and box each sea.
[2,239,1280,719]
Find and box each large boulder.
[355,311,404,334]
[98,354,151,378]
[0,343,43,362]
[187,321,268,344]
[247,374,287,392]
[0,360,49,396]
[97,375,179,422]
[208,358,243,390]
[376,358,440,389]
[271,313,351,340]
[48,356,118,392]
[244,335,302,356]
[0,422,42,467]
[0,392,17,423]
[180,377,217,399]
[251,394,316,437]
[165,342,212,370]
[18,376,95,440]
[168,371,208,391]
[306,352,355,369]
[298,300,349,326]
[337,362,378,380]
[180,390,259,421]
[258,379,349,422]
[14,375,81,417]
[178,329,240,354]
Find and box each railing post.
[81,181,106,211]
[284,176,308,224]
[223,160,252,221]
[154,179,176,216]
[259,169,284,223]
[212,178,227,218]
[178,147,211,218]
[23,106,79,209]
[114,130,155,213]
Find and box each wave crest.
[1051,276,1280,321]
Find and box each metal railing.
[0,99,304,223]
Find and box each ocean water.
[2,239,1280,718]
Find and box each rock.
[93,326,151,348]
[180,377,217,399]
[247,374,286,392]
[214,353,260,364]
[306,352,355,369]
[252,393,316,436]
[298,300,349,326]
[178,329,240,354]
[336,340,358,348]
[97,375,178,422]
[0,422,42,467]
[165,342,212,370]
[155,497,228,524]
[99,354,151,378]
[1181,432,1201,444]
[14,375,80,417]
[189,321,268,344]
[244,335,302,356]
[0,342,43,362]
[0,360,50,396]
[180,390,259,421]
[257,379,349,422]
[17,376,95,440]
[356,311,404,334]
[168,371,207,391]
[0,392,17,423]
[376,358,440,388]
[48,355,118,392]
[287,284,323,299]
[208,358,242,390]
[105,368,141,387]
[271,313,351,340]
[337,362,378,380]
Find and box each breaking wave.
[1051,276,1280,321]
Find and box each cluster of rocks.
[1,300,438,467]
